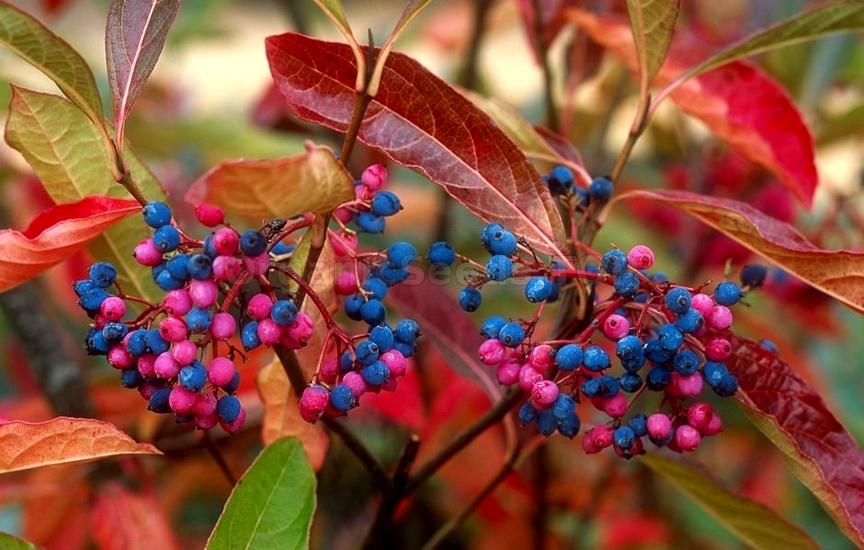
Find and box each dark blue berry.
[186,308,213,333]
[480,316,506,339]
[627,413,648,437]
[485,255,513,281]
[657,324,684,352]
[740,264,768,287]
[370,191,402,217]
[392,339,417,358]
[221,371,241,394]
[362,277,389,300]
[355,340,380,366]
[613,271,640,298]
[355,211,386,233]
[518,402,537,425]
[271,300,298,326]
[615,335,642,361]
[120,367,143,389]
[557,412,581,438]
[582,345,610,371]
[179,362,207,392]
[497,322,525,348]
[535,409,558,436]
[360,299,387,325]
[187,254,213,280]
[555,344,583,371]
[240,230,267,256]
[78,287,109,313]
[459,287,482,312]
[601,249,628,275]
[271,241,294,255]
[394,319,421,342]
[760,339,778,355]
[714,281,743,306]
[142,202,172,229]
[379,263,410,286]
[85,328,111,355]
[369,325,394,351]
[329,385,356,412]
[72,279,95,297]
[88,262,117,288]
[145,329,170,355]
[340,352,355,373]
[202,233,217,258]
[155,270,185,291]
[665,287,692,314]
[712,373,739,397]
[217,395,242,423]
[484,227,517,256]
[675,308,704,333]
[126,329,148,356]
[148,387,172,413]
[547,165,575,195]
[427,242,456,266]
[525,277,553,303]
[551,393,576,421]
[152,225,181,253]
[165,254,190,281]
[672,350,700,376]
[581,377,600,398]
[344,293,365,321]
[101,321,128,344]
[588,176,613,202]
[614,426,636,450]
[387,241,417,268]
[643,337,673,363]
[596,374,619,397]
[703,361,729,388]
[241,321,261,350]
[361,361,390,386]
[619,372,643,392]
[480,223,505,248]
[646,365,672,391]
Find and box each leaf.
[0,196,140,293]
[0,417,161,474]
[185,143,354,220]
[640,452,820,550]
[5,86,167,301]
[105,0,180,145]
[0,533,44,550]
[369,0,436,96]
[567,10,817,208]
[90,482,181,550]
[206,437,316,550]
[727,334,864,549]
[625,0,679,92]
[0,1,106,131]
[266,33,569,261]
[610,189,864,314]
[311,0,365,91]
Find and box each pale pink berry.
[599,393,628,418]
[704,337,732,361]
[243,252,270,276]
[361,164,387,191]
[518,364,544,392]
[334,271,358,295]
[320,358,339,384]
[100,296,126,321]
[479,339,507,365]
[603,314,630,341]
[245,293,273,319]
[287,312,314,343]
[192,392,217,417]
[585,425,614,450]
[531,380,559,409]
[212,256,243,282]
[154,352,180,378]
[169,386,198,415]
[220,407,246,434]
[188,279,218,309]
[207,357,236,387]
[162,289,192,316]
[133,239,163,266]
[690,293,714,318]
[496,357,521,385]
[701,412,723,436]
[170,339,196,367]
[341,371,367,398]
[159,316,188,342]
[355,183,372,201]
[647,413,673,441]
[196,412,220,431]
[707,305,733,331]
[194,203,225,227]
[687,402,716,432]
[670,372,703,399]
[674,425,701,451]
[137,354,157,377]
[210,312,236,340]
[108,345,134,369]
[212,227,239,255]
[380,349,407,377]
[330,231,357,257]
[333,207,353,224]
[528,344,555,371]
[257,318,282,345]
[626,245,654,270]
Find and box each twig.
[201,431,237,486]
[529,0,558,130]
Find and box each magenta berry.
[210,312,237,340]
[243,252,270,276]
[107,345,134,369]
[212,255,243,282]
[496,358,521,385]
[162,289,193,316]
[169,386,198,415]
[192,392,218,417]
[212,227,240,255]
[137,354,157,377]
[690,293,714,318]
[518,364,544,392]
[99,296,126,321]
[674,425,701,452]
[256,318,283,345]
[206,357,236,387]
[531,380,560,409]
[335,271,358,295]
[194,203,225,227]
[707,305,733,331]
[670,372,703,399]
[479,338,507,365]
[287,312,314,342]
[528,344,555,371]
[133,239,163,267]
[647,413,673,441]
[170,341,195,366]
[159,316,188,342]
[704,337,732,361]
[361,164,387,191]
[188,279,218,308]
[599,393,628,418]
[154,352,180,378]
[701,412,724,436]
[603,314,630,340]
[342,371,367,398]
[626,245,654,270]
[687,402,716,432]
[380,349,407,377]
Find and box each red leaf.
[567,10,817,208]
[728,334,864,548]
[611,189,864,314]
[90,483,181,550]
[266,33,568,260]
[42,0,75,13]
[0,196,140,293]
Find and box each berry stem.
[200,431,236,486]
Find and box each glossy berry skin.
[525,277,553,303]
[483,227,518,256]
[148,387,173,414]
[557,413,581,438]
[712,373,739,397]
[613,271,640,298]
[619,372,643,392]
[89,262,118,288]
[459,287,482,312]
[665,287,692,314]
[547,165,575,195]
[360,299,387,325]
[588,176,613,202]
[355,340,380,366]
[740,264,768,287]
[485,255,513,281]
[179,362,207,392]
[271,300,298,327]
[626,245,654,270]
[603,314,630,341]
[387,242,417,268]
[675,308,704,333]
[355,211,386,233]
[582,346,610,372]
[240,230,267,256]
[672,349,700,376]
[657,324,684,352]
[329,385,356,412]
[153,225,181,253]
[217,395,242,423]
[480,224,505,248]
[627,413,649,437]
[241,321,261,350]
[142,201,172,228]
[370,191,402,216]
[714,281,743,306]
[361,361,390,386]
[369,325,395,352]
[555,344,583,371]
[394,319,421,342]
[601,250,628,276]
[613,426,636,450]
[497,322,525,348]
[186,308,212,333]
[427,241,456,266]
[194,203,225,227]
[480,316,506,339]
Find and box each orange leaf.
[90,482,181,550]
[0,417,161,474]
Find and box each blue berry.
[152,225,181,253]
[646,365,672,391]
[665,287,692,314]
[378,263,410,285]
[241,321,261,350]
[361,361,390,386]
[480,224,505,248]
[392,339,417,358]
[240,230,267,256]
[582,345,610,371]
[588,176,613,202]
[202,233,218,258]
[614,426,635,450]
[459,287,482,312]
[187,254,213,280]
[557,412,581,438]
[615,335,643,362]
[760,339,779,355]
[643,338,673,363]
[574,188,589,208]
[355,340,380,366]
[88,262,117,288]
[142,202,172,229]
[485,255,513,281]
[102,321,128,344]
[187,308,213,333]
[601,250,628,275]
[85,328,110,355]
[619,372,643,392]
[179,362,207,392]
[427,242,456,266]
[555,344,583,371]
[547,165,575,195]
[221,371,241,394]
[712,373,739,397]
[355,211,386,233]
[525,277,553,303]
[120,367,143,389]
[675,308,704,333]
[551,393,576,421]
[627,413,648,437]
[596,374,619,397]
[344,293,365,321]
[271,300,298,326]
[271,241,295,255]
[387,241,417,268]
[155,270,185,291]
[714,281,743,306]
[360,299,387,325]
[480,316,507,339]
[703,361,729,388]
[329,385,356,412]
[217,395,242,423]
[740,264,768,287]
[145,329,170,355]
[362,277,389,300]
[78,287,109,313]
[672,350,700,376]
[394,319,421,342]
[497,322,525,348]
[126,329,148,356]
[657,324,684,352]
[581,377,600,398]
[370,191,402,217]
[613,271,640,298]
[165,254,190,281]
[518,402,538,425]
[483,226,518,256]
[148,387,172,413]
[72,279,95,297]
[535,409,558,436]
[340,352,355,373]
[369,325,394,351]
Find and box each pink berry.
[196,412,220,431]
[246,293,273,320]
[169,386,198,415]
[690,293,714,318]
[380,349,407,377]
[670,372,703,399]
[602,314,630,341]
[299,385,329,422]
[342,371,367,398]
[701,412,723,436]
[108,345,134,369]
[287,312,314,343]
[600,393,628,418]
[210,312,236,340]
[626,245,654,270]
[674,425,701,452]
[647,413,673,441]
[581,431,601,454]
[379,377,398,392]
[212,227,239,255]
[496,357,521,385]
[159,316,188,342]
[333,207,353,224]
[220,407,246,434]
[243,252,270,277]
[100,296,126,321]
[133,239,163,266]
[704,337,732,361]
[687,402,716,432]
[330,231,357,257]
[479,338,507,365]
[707,305,733,331]
[361,164,387,191]
[355,183,372,201]
[207,357,236,387]
[586,425,614,450]
[518,364,544,392]
[212,255,243,282]
[257,318,282,345]
[528,344,555,372]
[170,340,196,367]
[154,352,180,378]
[194,203,225,227]
[188,279,218,309]
[162,289,193,316]
[320,358,339,384]
[334,270,358,295]
[531,380,559,409]
[192,392,217,417]
[137,354,157,377]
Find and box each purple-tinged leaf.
[728,335,864,549]
[106,0,180,145]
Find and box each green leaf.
[0,533,44,550]
[0,1,106,132]
[369,0,435,95]
[5,86,166,302]
[659,1,864,100]
[626,0,680,92]
[641,452,820,550]
[206,437,316,550]
[312,0,364,91]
